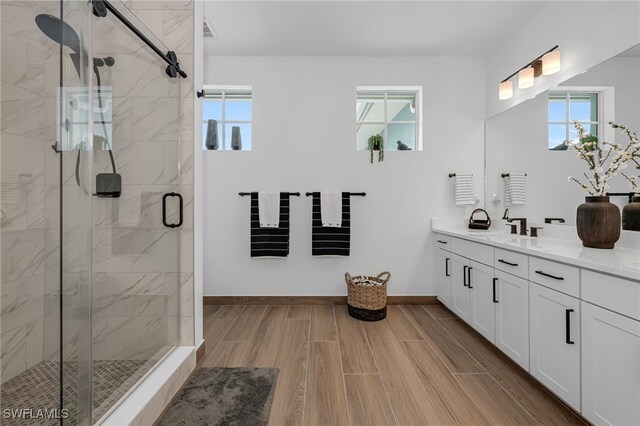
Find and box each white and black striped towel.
[312,192,350,257]
[454,173,476,206]
[505,173,527,206]
[250,192,290,257]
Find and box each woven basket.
[345,272,390,321]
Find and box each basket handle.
[345,272,353,286]
[376,271,391,284]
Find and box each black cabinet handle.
[468,267,473,289]
[493,278,498,303]
[498,259,518,267]
[162,192,183,228]
[437,240,448,244]
[566,309,575,344]
[535,270,564,281]
[445,258,450,277]
[463,265,468,287]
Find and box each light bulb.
[542,50,561,75]
[518,67,534,89]
[499,80,513,100]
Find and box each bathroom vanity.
[433,225,640,425]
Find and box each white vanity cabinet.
[436,248,452,309]
[529,283,581,411]
[494,270,529,370]
[433,228,640,425]
[581,270,640,426]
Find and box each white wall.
[202,56,485,296]
[485,57,640,226]
[485,1,640,119]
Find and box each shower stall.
[1,0,193,424]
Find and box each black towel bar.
[448,173,456,178]
[501,173,528,178]
[305,192,366,197]
[239,192,300,196]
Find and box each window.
[356,87,422,151]
[202,86,252,151]
[548,91,599,150]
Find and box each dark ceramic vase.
[576,196,621,249]
[622,195,640,231]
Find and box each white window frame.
[547,86,615,150]
[202,84,252,150]
[356,86,423,151]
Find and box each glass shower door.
[1,0,183,423]
[87,1,182,423]
[57,1,94,424]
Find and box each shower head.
[35,14,81,76]
[35,14,80,52]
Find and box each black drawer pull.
[493,278,498,303]
[498,259,518,267]
[445,258,450,277]
[535,270,564,281]
[468,267,473,289]
[566,309,575,344]
[463,265,468,287]
[437,240,448,244]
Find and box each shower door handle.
[162,192,183,228]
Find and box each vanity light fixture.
[499,45,560,100]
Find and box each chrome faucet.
[507,218,527,236]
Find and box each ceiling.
[203,1,541,57]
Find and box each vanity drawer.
[494,248,528,279]
[529,257,580,298]
[451,237,493,266]
[582,270,640,321]
[435,234,451,250]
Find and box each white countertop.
[432,226,640,282]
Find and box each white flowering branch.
[567,121,633,196]
[610,123,640,195]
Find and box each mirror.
[485,44,640,228]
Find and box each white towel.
[258,192,280,228]
[506,173,527,206]
[454,173,476,206]
[320,191,342,228]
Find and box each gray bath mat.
[157,367,279,426]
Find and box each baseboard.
[195,341,206,363]
[203,295,438,305]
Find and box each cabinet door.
[436,248,452,309]
[451,254,471,323]
[530,284,580,411]
[469,260,495,343]
[582,301,640,426]
[495,270,529,369]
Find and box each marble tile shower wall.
[1,0,60,382]
[85,0,195,362]
[1,0,195,381]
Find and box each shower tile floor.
[1,359,154,425]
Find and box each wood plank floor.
[201,303,588,426]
